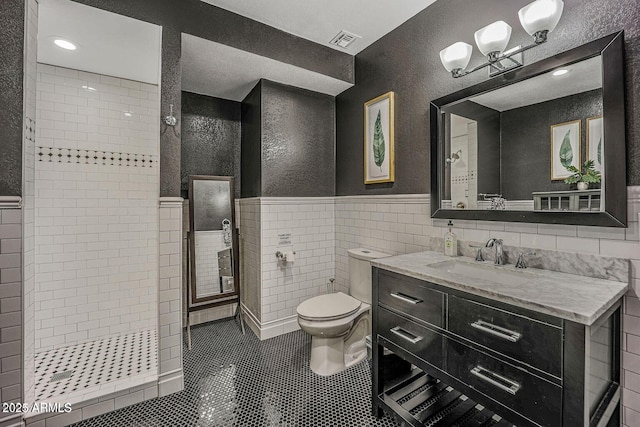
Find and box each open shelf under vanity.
[379,367,515,427]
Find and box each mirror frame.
[430,31,626,227]
[188,175,239,307]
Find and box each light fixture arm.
[450,35,547,78]
[441,0,563,79]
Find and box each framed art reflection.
[550,119,581,181]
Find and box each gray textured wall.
[261,80,335,197]
[160,27,182,197]
[0,0,25,196]
[181,92,241,199]
[336,0,640,195]
[241,83,262,198]
[501,89,602,200]
[241,80,336,198]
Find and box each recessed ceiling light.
[82,85,96,91]
[54,39,77,50]
[123,111,133,117]
[552,69,569,76]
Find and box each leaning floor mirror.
[187,176,244,345]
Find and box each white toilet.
[296,248,390,376]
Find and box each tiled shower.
[20,2,164,412]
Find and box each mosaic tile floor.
[35,330,157,401]
[71,319,400,427]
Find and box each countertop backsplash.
[455,239,629,282]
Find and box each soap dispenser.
[444,221,458,257]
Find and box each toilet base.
[309,336,367,376]
[308,313,369,376]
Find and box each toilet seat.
[296,292,361,321]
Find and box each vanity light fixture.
[439,0,564,78]
[54,38,77,50]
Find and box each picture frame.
[586,115,604,174]
[364,91,394,184]
[550,119,581,181]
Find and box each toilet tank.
[348,248,391,304]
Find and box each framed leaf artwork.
[587,115,604,174]
[550,119,581,181]
[364,91,395,184]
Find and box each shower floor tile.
[70,319,400,427]
[35,329,157,401]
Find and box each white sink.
[428,259,537,286]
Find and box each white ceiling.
[470,56,602,112]
[36,0,438,101]
[181,34,353,101]
[37,0,161,84]
[200,0,437,55]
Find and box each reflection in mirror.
[189,176,239,305]
[441,56,603,212]
[431,31,626,227]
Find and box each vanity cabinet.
[372,268,621,427]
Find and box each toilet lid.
[297,292,361,321]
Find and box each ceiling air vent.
[329,30,361,49]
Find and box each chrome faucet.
[515,251,536,269]
[485,238,504,265]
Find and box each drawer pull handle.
[390,292,423,305]
[470,366,521,395]
[470,320,522,342]
[390,326,423,344]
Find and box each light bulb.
[519,0,564,37]
[474,21,512,57]
[439,42,473,72]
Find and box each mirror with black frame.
[430,31,626,227]
[188,175,239,307]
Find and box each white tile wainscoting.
[158,198,185,398]
[22,0,38,416]
[334,188,640,427]
[240,197,335,340]
[0,200,23,427]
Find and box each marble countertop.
[372,251,629,325]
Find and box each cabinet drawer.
[378,272,444,328]
[447,339,562,427]
[378,307,443,369]
[448,295,562,377]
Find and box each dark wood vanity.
[372,267,622,427]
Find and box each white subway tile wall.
[34,65,160,352]
[158,200,184,396]
[35,63,159,156]
[239,198,335,338]
[0,208,23,414]
[260,199,335,325]
[239,199,261,324]
[334,188,640,426]
[22,0,39,412]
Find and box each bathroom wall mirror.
[431,31,626,227]
[188,176,239,306]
